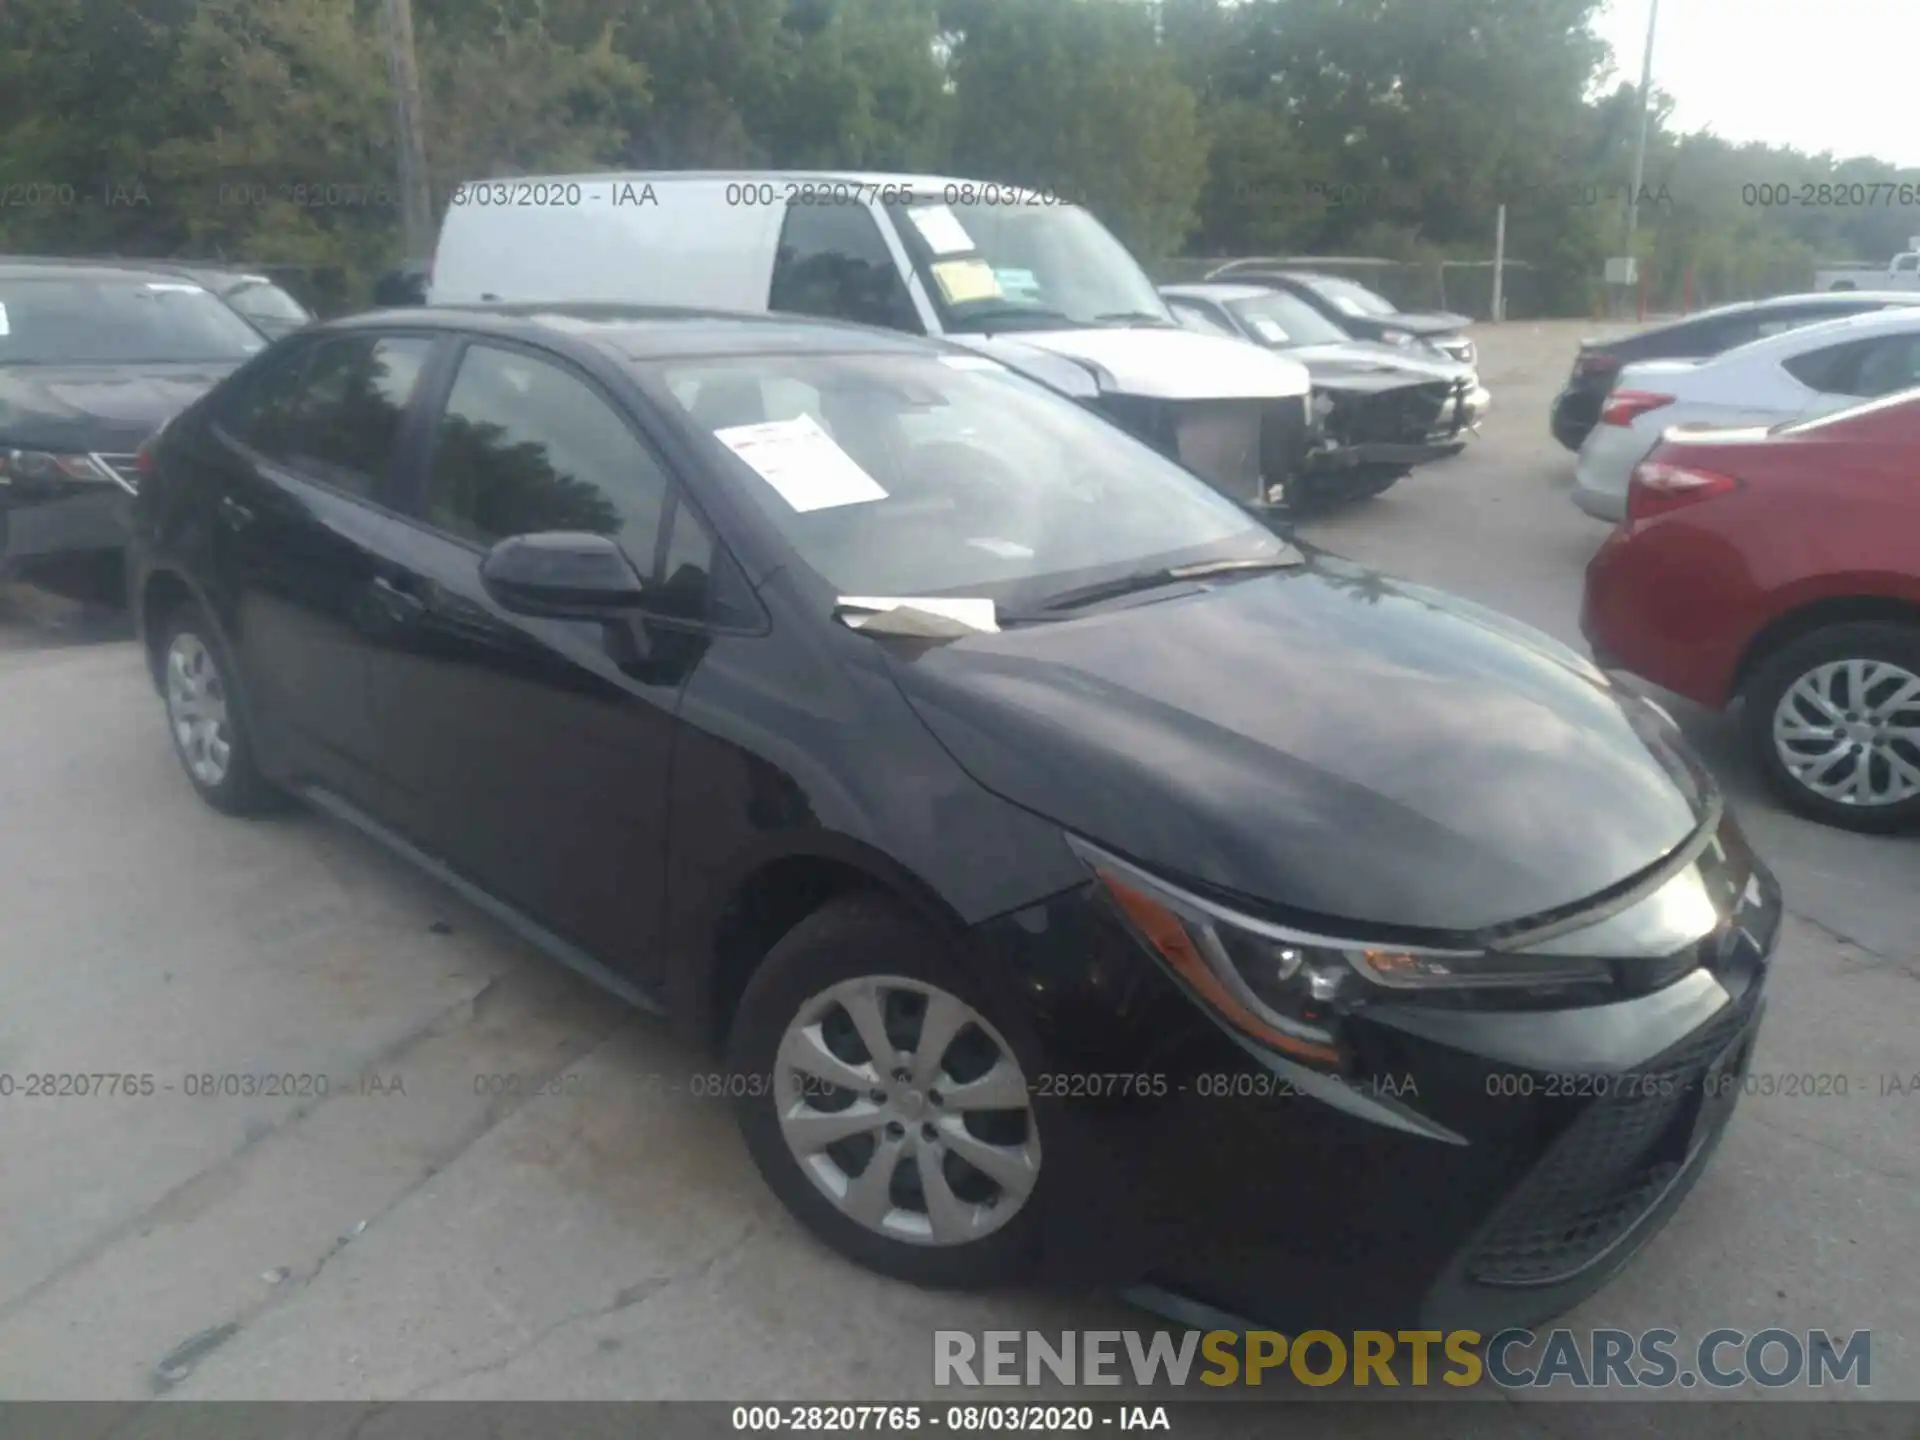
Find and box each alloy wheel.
[771,975,1040,1247]
[165,632,233,788]
[1771,657,1920,808]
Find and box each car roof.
[0,257,217,286]
[321,303,949,362]
[1682,304,1920,372]
[468,169,999,195]
[1162,282,1275,303]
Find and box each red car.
[1583,386,1920,831]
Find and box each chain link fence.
[1156,256,1556,321]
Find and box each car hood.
[0,361,239,452]
[1367,310,1474,337]
[1286,341,1469,390]
[881,556,1713,936]
[968,326,1311,401]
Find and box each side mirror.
[480,531,646,618]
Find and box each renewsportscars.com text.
[933,1327,1871,1389]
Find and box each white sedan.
[1572,306,1920,521]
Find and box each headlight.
[0,449,119,486]
[1071,838,1614,1069]
[1380,328,1414,346]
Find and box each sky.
[1593,0,1920,168]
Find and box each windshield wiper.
[1011,554,1303,620]
[950,303,1078,330]
[1094,310,1179,329]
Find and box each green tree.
[947,0,1206,260]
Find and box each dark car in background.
[1551,292,1920,452]
[171,266,314,339]
[1584,386,1920,832]
[0,260,266,602]
[1205,262,1478,368]
[129,302,1778,1333]
[4,255,315,340]
[1163,281,1488,505]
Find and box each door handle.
[370,574,427,621]
[216,495,256,529]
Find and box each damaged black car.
[1163,282,1490,507]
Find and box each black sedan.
[1549,290,1920,451]
[1163,281,1488,505]
[1206,262,1478,367]
[1,260,266,602]
[128,303,1779,1333]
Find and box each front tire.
[1744,622,1920,832]
[726,895,1048,1288]
[159,603,280,816]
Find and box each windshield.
[883,197,1173,333]
[225,280,312,326]
[1305,277,1399,319]
[0,276,267,364]
[650,351,1279,604]
[1227,291,1351,347]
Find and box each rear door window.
[1781,335,1920,398]
[768,202,923,333]
[222,334,432,498]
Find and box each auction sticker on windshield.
[0,303,8,336]
[931,259,1003,306]
[1250,317,1288,344]
[713,413,889,512]
[906,203,976,255]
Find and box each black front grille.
[1331,382,1454,446]
[1465,1004,1753,1288]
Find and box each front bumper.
[0,486,133,599]
[974,814,1781,1333]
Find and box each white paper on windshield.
[994,267,1042,298]
[839,596,999,633]
[906,204,976,255]
[145,282,204,293]
[967,537,1033,559]
[1249,317,1288,344]
[1330,295,1365,317]
[0,303,9,336]
[713,413,888,512]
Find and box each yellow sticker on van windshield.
[930,259,1003,306]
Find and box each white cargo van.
[427,171,1315,510]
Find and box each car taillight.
[1627,459,1740,521]
[134,439,155,478]
[1600,389,1675,426]
[1575,351,1623,379]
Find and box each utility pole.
[1621,0,1660,290]
[381,0,434,260]
[1491,203,1507,322]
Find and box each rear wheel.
[1744,622,1920,831]
[726,895,1047,1288]
[160,603,281,816]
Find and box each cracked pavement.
[0,321,1914,1409]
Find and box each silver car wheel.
[772,975,1040,1247]
[165,632,234,788]
[1772,658,1920,807]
